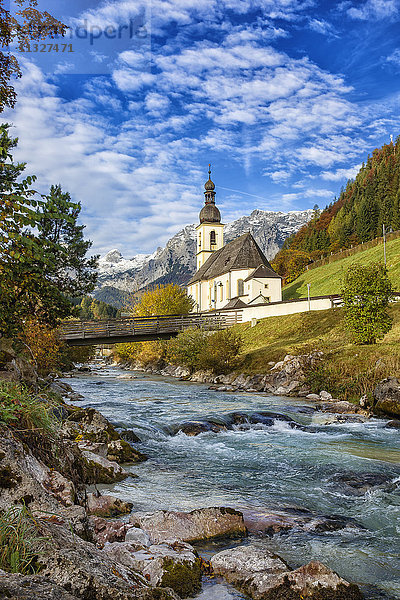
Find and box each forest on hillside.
[272,138,400,282]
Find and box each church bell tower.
[196,165,224,270]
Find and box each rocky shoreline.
[116,353,400,423]
[1,364,399,599]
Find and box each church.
[187,167,282,312]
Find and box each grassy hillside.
[235,304,400,401]
[282,236,400,300]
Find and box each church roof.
[222,297,248,309]
[244,264,282,281]
[188,232,279,284]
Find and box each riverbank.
[113,305,400,419]
[0,370,383,600]
[59,365,400,599]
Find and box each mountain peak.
[103,249,123,263]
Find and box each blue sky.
[5,0,400,256]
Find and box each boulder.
[317,401,359,414]
[81,450,130,483]
[126,527,152,547]
[210,545,289,592]
[103,540,201,597]
[330,472,394,496]
[242,507,359,535]
[91,517,129,547]
[374,378,400,418]
[0,571,78,599]
[172,421,223,436]
[211,546,362,600]
[36,520,178,600]
[64,408,148,463]
[0,427,77,516]
[86,492,133,517]
[385,419,400,429]
[130,507,247,543]
[319,390,333,401]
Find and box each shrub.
[342,263,394,344]
[114,342,138,363]
[59,345,96,371]
[198,328,243,374]
[136,341,166,367]
[167,328,209,373]
[0,505,45,574]
[0,382,58,433]
[20,319,64,376]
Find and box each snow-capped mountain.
[95,209,313,304]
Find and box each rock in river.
[374,377,400,418]
[103,540,201,598]
[130,507,247,543]
[211,545,363,600]
[86,492,133,517]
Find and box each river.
[64,365,400,600]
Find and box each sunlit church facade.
[187,168,282,312]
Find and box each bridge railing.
[60,310,242,342]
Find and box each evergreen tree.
[0,125,98,336]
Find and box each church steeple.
[204,164,216,204]
[199,164,220,224]
[196,164,224,270]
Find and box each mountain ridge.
[94,209,313,306]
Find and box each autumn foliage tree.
[133,284,194,317]
[0,0,66,110]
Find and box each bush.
[167,328,209,373]
[0,382,58,433]
[167,327,243,374]
[59,345,96,371]
[199,328,243,374]
[20,319,64,376]
[342,263,394,344]
[0,505,45,574]
[114,342,138,363]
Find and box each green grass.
[283,236,400,300]
[0,382,58,433]
[234,304,400,401]
[0,505,45,575]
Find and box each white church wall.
[238,296,334,322]
[196,222,224,269]
[247,278,282,303]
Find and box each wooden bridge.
[60,311,242,346]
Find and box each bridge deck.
[60,311,242,346]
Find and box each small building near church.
[187,167,282,312]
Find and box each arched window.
[198,232,201,249]
[220,284,224,302]
[210,230,216,246]
[237,279,244,296]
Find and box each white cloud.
[387,48,400,66]
[308,18,337,36]
[321,165,362,181]
[344,0,400,20]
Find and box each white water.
[65,366,400,599]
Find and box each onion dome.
[199,203,221,223]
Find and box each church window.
[220,284,223,302]
[210,230,216,246]
[198,233,201,249]
[237,279,244,296]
